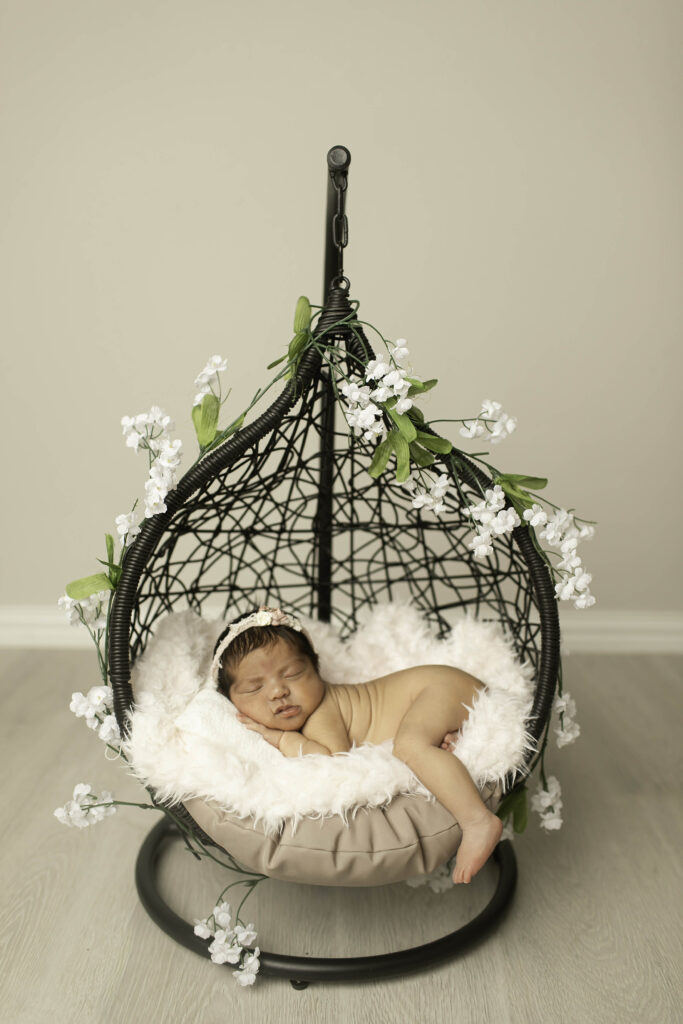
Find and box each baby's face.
[228,637,324,730]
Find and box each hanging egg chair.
[108,146,560,988]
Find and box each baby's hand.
[440,730,460,750]
[236,713,284,749]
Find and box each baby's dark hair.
[214,608,320,701]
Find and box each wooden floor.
[1,649,681,1024]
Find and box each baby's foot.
[452,810,503,884]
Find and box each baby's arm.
[278,731,333,757]
[236,714,334,755]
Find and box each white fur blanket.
[122,601,537,838]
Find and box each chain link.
[330,169,349,291]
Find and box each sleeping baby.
[211,605,503,885]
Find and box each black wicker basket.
[107,147,560,987]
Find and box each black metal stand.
[135,817,518,989]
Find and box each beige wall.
[1,0,680,626]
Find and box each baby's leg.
[393,678,503,884]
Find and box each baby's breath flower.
[233,948,261,986]
[115,511,140,545]
[54,784,116,828]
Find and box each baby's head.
[211,606,324,730]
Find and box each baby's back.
[327,665,479,746]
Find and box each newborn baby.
[212,605,503,885]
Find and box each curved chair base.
[135,817,517,988]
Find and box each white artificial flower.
[193,385,212,407]
[490,507,521,537]
[555,718,581,747]
[148,406,174,433]
[54,784,116,828]
[70,691,98,727]
[58,595,81,626]
[479,399,503,420]
[213,902,233,931]
[233,948,260,986]
[365,357,391,380]
[205,355,228,374]
[70,685,113,730]
[370,384,393,403]
[539,509,574,547]
[468,530,494,559]
[554,692,577,718]
[538,809,563,831]
[389,339,410,364]
[98,714,121,743]
[115,511,140,545]
[194,919,214,940]
[382,368,408,393]
[194,355,227,390]
[233,922,258,945]
[120,415,136,436]
[489,413,517,443]
[356,403,382,428]
[466,485,507,531]
[429,474,449,500]
[254,611,271,626]
[530,776,562,814]
[556,566,593,604]
[574,591,596,609]
[363,421,386,443]
[157,438,182,469]
[74,592,109,630]
[125,430,143,453]
[411,489,435,510]
[399,471,419,492]
[144,493,167,518]
[208,930,243,965]
[460,420,485,439]
[523,503,548,528]
[340,378,372,407]
[395,396,413,414]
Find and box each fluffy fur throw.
[122,601,537,837]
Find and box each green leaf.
[66,573,115,601]
[368,432,396,478]
[406,377,438,399]
[406,405,425,423]
[394,432,411,482]
[192,393,220,447]
[386,404,417,443]
[266,354,288,370]
[206,411,246,451]
[496,786,528,833]
[497,473,548,491]
[283,330,309,381]
[105,534,114,565]
[408,441,435,468]
[293,295,311,333]
[415,430,452,454]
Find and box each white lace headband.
[210,605,312,686]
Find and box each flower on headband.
[256,606,293,628]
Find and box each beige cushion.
[183,782,502,886]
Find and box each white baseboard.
[0,605,681,654]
